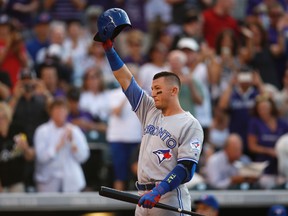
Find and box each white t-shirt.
[79,91,110,122]
[106,88,142,143]
[192,63,212,127]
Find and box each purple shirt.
[246,0,288,15]
[248,117,288,174]
[228,87,259,152]
[67,111,94,133]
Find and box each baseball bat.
[99,186,204,216]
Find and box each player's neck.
[161,103,185,117]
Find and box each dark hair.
[67,86,81,101]
[215,29,238,56]
[183,14,199,24]
[48,98,68,112]
[247,22,268,48]
[147,42,167,61]
[251,94,279,118]
[37,62,58,78]
[82,67,105,91]
[153,71,181,88]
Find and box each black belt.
[135,182,156,191]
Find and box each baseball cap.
[34,12,52,25]
[268,205,287,216]
[177,38,199,52]
[194,195,219,210]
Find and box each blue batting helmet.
[93,8,131,42]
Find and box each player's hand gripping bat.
[99,186,204,216]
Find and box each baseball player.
[100,37,204,215]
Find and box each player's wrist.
[102,39,113,51]
[154,181,170,196]
[105,47,124,71]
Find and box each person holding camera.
[218,66,265,156]
[8,68,52,192]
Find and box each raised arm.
[102,40,133,90]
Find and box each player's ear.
[171,86,178,96]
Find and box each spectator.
[193,194,219,216]
[122,29,146,66]
[245,0,287,28]
[177,37,212,139]
[207,29,240,104]
[38,62,65,99]
[166,0,212,27]
[36,21,66,64]
[267,4,288,89]
[83,42,114,88]
[153,27,175,52]
[248,23,280,89]
[0,102,34,192]
[79,67,110,122]
[207,106,230,151]
[202,0,239,48]
[138,42,169,95]
[8,68,51,191]
[218,66,264,155]
[26,12,52,63]
[205,133,257,189]
[62,19,89,87]
[83,5,103,40]
[167,49,203,116]
[171,13,204,49]
[0,14,30,88]
[35,21,72,90]
[144,0,172,38]
[106,83,142,191]
[246,22,284,89]
[248,93,288,189]
[43,0,86,22]
[4,0,39,29]
[66,86,106,142]
[34,98,90,192]
[268,205,287,216]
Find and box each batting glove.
[102,39,113,51]
[138,187,161,209]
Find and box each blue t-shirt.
[248,117,288,174]
[26,38,50,62]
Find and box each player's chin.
[155,104,163,110]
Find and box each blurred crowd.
[0,0,288,194]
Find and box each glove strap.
[105,48,124,71]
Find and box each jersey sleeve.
[177,119,204,164]
[124,77,155,125]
